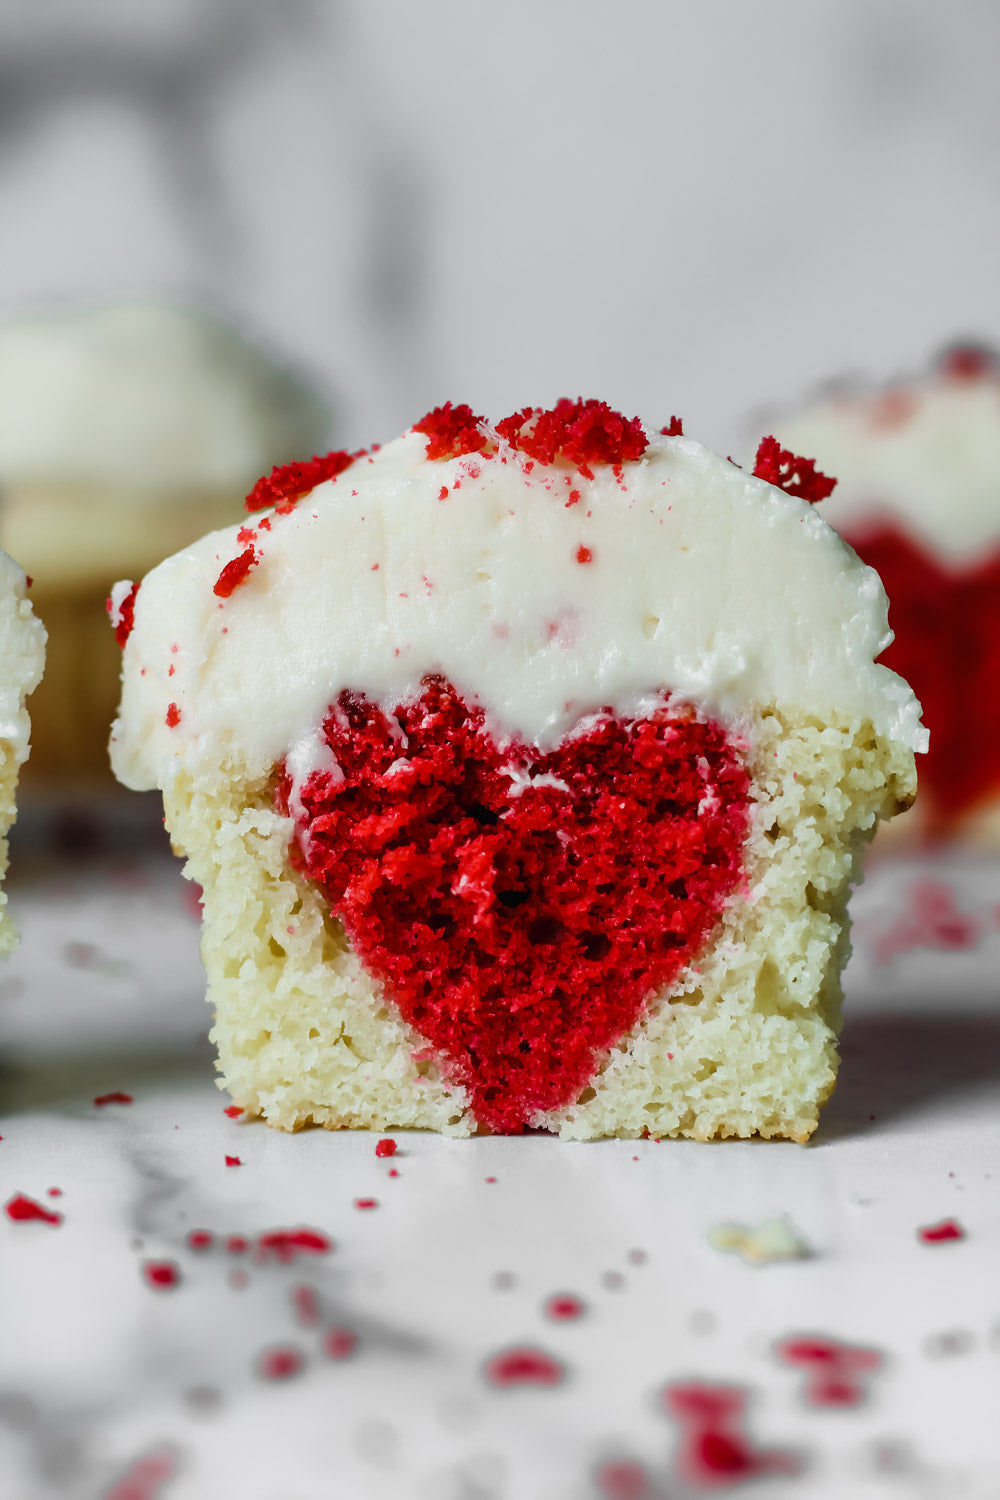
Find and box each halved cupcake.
[110,402,923,1140]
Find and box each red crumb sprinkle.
[292,1284,320,1326]
[660,416,684,437]
[106,1446,177,1500]
[214,545,259,599]
[236,524,256,545]
[575,545,593,565]
[594,1459,651,1499]
[165,703,181,728]
[107,581,140,648]
[279,676,749,1134]
[4,1192,62,1225]
[918,1217,966,1244]
[485,1176,497,1184]
[483,1346,566,1388]
[223,1104,243,1119]
[496,399,647,479]
[388,1168,400,1178]
[663,1381,799,1483]
[938,343,997,380]
[225,1155,242,1168]
[414,402,490,461]
[257,1345,303,1381]
[142,1260,181,1290]
[186,1230,213,1251]
[48,1188,63,1198]
[354,1197,378,1211]
[246,450,358,514]
[323,1326,358,1360]
[545,1293,586,1321]
[226,1235,249,1254]
[438,485,449,500]
[94,1091,134,1107]
[752,436,836,503]
[776,1335,882,1407]
[256,1227,333,1263]
[375,1138,397,1158]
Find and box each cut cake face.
[757,346,1000,842]
[0,551,46,953]
[110,401,923,1140]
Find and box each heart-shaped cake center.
[278,676,750,1132]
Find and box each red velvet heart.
[846,525,1000,830]
[278,676,750,1133]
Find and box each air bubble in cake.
[0,553,46,951]
[109,401,923,1141]
[754,345,1000,843]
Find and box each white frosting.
[0,551,46,764]
[110,423,925,794]
[761,367,1000,561]
[0,301,330,498]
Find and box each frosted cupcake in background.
[753,345,1000,845]
[0,552,45,948]
[0,301,330,784]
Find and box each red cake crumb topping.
[776,1335,881,1406]
[258,1346,304,1380]
[165,703,181,728]
[280,676,748,1134]
[245,450,357,514]
[938,343,997,381]
[414,403,491,461]
[107,582,140,648]
[375,1138,397,1158]
[483,1346,566,1388]
[918,1217,965,1243]
[256,1227,333,1262]
[663,1382,799,1483]
[839,525,1000,827]
[752,436,836,503]
[214,545,259,598]
[4,1192,62,1225]
[142,1260,181,1290]
[323,1327,358,1360]
[660,416,684,437]
[575,545,593,564]
[94,1091,133,1107]
[496,399,647,479]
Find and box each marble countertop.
[1,803,998,1500]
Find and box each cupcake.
[754,345,1000,843]
[110,401,923,1141]
[0,300,329,783]
[0,552,46,951]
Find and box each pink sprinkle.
[187,1230,213,1251]
[918,1218,966,1244]
[594,1459,651,1499]
[375,1138,397,1158]
[292,1284,320,1326]
[142,1260,181,1290]
[225,1155,242,1167]
[485,1176,497,1184]
[4,1192,62,1225]
[354,1197,378,1211]
[226,1235,249,1254]
[545,1293,586,1321]
[323,1326,358,1360]
[106,1445,177,1500]
[94,1091,133,1107]
[388,1168,400,1179]
[48,1188,63,1198]
[258,1345,303,1381]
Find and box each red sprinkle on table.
[187,1230,213,1251]
[106,1446,177,1500]
[225,1155,242,1167]
[918,1217,965,1244]
[776,1335,882,1406]
[354,1197,378,1211]
[281,675,748,1134]
[375,1138,397,1158]
[257,1345,304,1380]
[575,545,593,564]
[165,703,181,728]
[256,1227,333,1262]
[214,546,259,598]
[223,1104,243,1118]
[594,1459,651,1499]
[496,399,647,479]
[938,343,997,381]
[4,1192,62,1225]
[663,1381,799,1484]
[483,1346,566,1388]
[142,1260,181,1290]
[107,582,140,648]
[292,1284,320,1326]
[246,450,357,514]
[545,1293,586,1321]
[752,436,836,503]
[227,1235,249,1254]
[323,1326,358,1360]
[94,1091,134,1107]
[414,403,491,461]
[660,416,684,437]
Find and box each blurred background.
[1,0,998,453]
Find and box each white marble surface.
[1,806,998,1500]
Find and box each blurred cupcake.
[0,300,330,783]
[754,345,1000,844]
